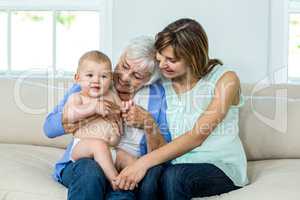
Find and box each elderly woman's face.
[113,56,151,101]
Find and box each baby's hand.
[95,100,111,117]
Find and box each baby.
[63,50,122,188]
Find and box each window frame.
[269,0,300,83]
[287,0,300,83]
[0,0,113,78]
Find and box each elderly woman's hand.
[121,100,155,129]
[113,158,149,190]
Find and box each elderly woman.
[43,36,171,200]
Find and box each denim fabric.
[106,165,165,200]
[160,163,241,200]
[61,158,165,200]
[137,165,165,200]
[61,158,108,200]
[105,189,136,200]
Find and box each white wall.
[112,0,271,83]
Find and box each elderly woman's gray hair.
[122,36,161,85]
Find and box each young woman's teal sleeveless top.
[162,65,249,187]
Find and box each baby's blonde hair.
[77,50,112,73]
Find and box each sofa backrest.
[240,84,300,161]
[0,77,300,161]
[0,77,73,149]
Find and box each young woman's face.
[156,46,190,80]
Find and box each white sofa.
[1,77,300,200]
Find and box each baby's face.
[75,60,112,98]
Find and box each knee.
[73,158,106,184]
[160,166,179,190]
[160,165,191,200]
[139,165,164,194]
[67,158,107,198]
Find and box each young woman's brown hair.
[155,18,223,79]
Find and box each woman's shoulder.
[158,77,173,94]
[137,80,166,104]
[203,65,238,85]
[147,80,166,96]
[68,83,81,93]
[208,66,244,107]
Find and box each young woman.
[114,18,249,199]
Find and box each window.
[0,11,8,71]
[288,0,300,80]
[0,0,112,77]
[268,0,300,83]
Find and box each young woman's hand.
[115,149,137,171]
[114,158,149,190]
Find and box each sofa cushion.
[240,84,300,160]
[197,159,300,200]
[1,143,299,200]
[0,143,66,200]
